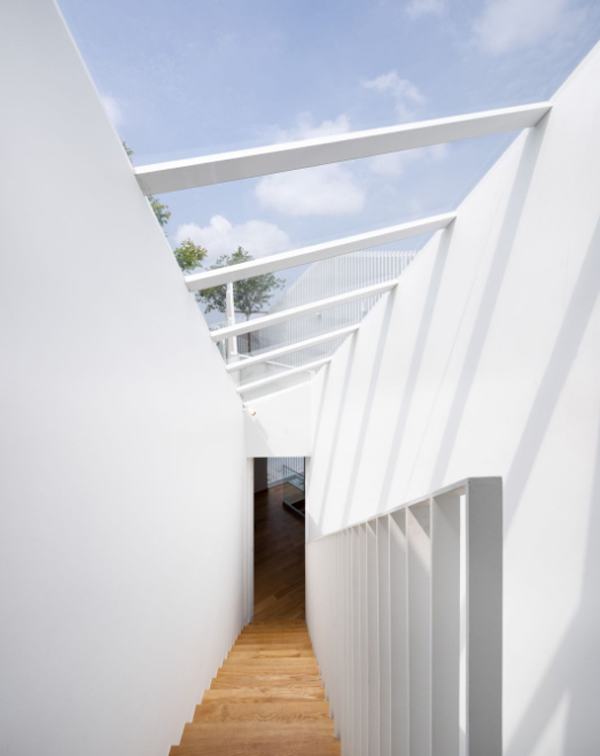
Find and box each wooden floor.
[170,621,340,756]
[254,483,306,622]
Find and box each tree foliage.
[122,142,204,273]
[149,196,171,228]
[174,238,208,272]
[199,247,284,321]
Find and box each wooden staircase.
[170,620,339,755]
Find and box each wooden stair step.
[211,674,323,688]
[226,649,314,658]
[180,721,335,738]
[220,662,318,672]
[171,738,339,756]
[192,701,330,723]
[203,686,325,702]
[231,640,313,647]
[169,618,339,755]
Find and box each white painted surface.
[244,383,312,457]
[306,479,502,756]
[257,249,417,370]
[211,279,398,341]
[226,325,359,373]
[0,3,247,756]
[238,357,331,394]
[135,103,551,195]
[185,214,455,291]
[308,41,600,755]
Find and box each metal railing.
[306,477,502,756]
[266,457,305,488]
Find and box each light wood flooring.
[169,621,340,756]
[254,483,305,622]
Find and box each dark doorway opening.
[253,457,305,621]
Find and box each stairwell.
[169,621,340,755]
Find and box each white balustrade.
[306,477,502,756]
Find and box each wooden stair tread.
[169,621,339,756]
[228,646,314,660]
[192,701,330,723]
[211,674,323,688]
[171,740,339,756]
[203,686,325,702]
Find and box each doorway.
[253,457,306,621]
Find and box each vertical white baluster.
[352,526,361,756]
[431,491,461,756]
[390,508,409,756]
[331,535,337,720]
[408,501,432,756]
[466,479,502,756]
[359,524,369,755]
[343,530,351,754]
[378,516,392,756]
[367,521,380,756]
[334,533,341,738]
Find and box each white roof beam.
[135,102,551,196]
[211,279,397,342]
[237,358,332,394]
[186,213,454,292]
[226,324,359,373]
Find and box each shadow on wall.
[501,214,600,755]
[314,334,359,536]
[339,287,398,527]
[426,119,548,493]
[503,214,600,527]
[374,221,455,517]
[505,412,600,755]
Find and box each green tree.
[149,196,171,228]
[122,142,205,273]
[199,247,284,351]
[174,237,208,272]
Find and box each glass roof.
[58,0,600,348]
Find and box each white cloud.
[256,164,365,217]
[474,0,575,54]
[369,143,450,177]
[255,113,365,217]
[273,112,351,142]
[100,94,123,128]
[361,71,425,122]
[174,215,290,264]
[429,143,450,161]
[359,71,450,178]
[369,152,418,177]
[406,0,446,19]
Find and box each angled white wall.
[0,3,247,756]
[308,42,600,755]
[244,383,313,457]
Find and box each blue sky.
[59,0,600,285]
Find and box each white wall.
[308,42,600,755]
[244,383,312,457]
[0,3,248,756]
